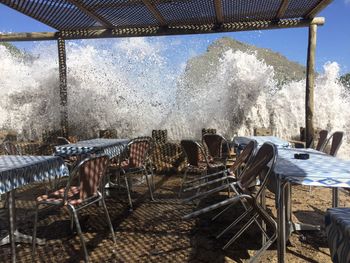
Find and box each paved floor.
[0,174,336,262]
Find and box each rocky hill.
[185,37,306,86]
[0,42,22,56]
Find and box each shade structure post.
[57,38,68,137]
[305,23,317,147]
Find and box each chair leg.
[101,198,116,244]
[70,214,74,231]
[249,205,277,263]
[223,214,257,250]
[71,208,89,263]
[124,175,133,210]
[148,165,156,190]
[32,204,40,259]
[1,194,9,209]
[216,208,252,239]
[178,168,188,197]
[144,170,154,201]
[211,201,236,221]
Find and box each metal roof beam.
[0,18,325,42]
[141,0,167,27]
[66,0,114,28]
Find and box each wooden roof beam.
[276,0,289,19]
[0,32,59,42]
[67,0,115,28]
[305,0,333,18]
[214,0,224,25]
[0,17,325,42]
[141,0,167,27]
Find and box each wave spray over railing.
[0,38,349,157]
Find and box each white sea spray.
[0,40,349,158]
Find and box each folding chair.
[183,139,257,203]
[178,139,225,197]
[183,142,277,262]
[32,155,115,263]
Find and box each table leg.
[8,190,16,263]
[277,181,287,263]
[332,188,339,207]
[1,190,46,261]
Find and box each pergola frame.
[1,7,332,258]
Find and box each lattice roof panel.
[1,0,332,31]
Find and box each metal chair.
[315,129,328,151]
[2,141,21,155]
[57,136,71,145]
[321,131,344,207]
[178,139,225,197]
[321,131,344,157]
[202,133,230,167]
[183,139,257,203]
[183,142,277,262]
[32,155,115,262]
[110,137,154,210]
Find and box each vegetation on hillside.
[340,73,350,90]
[0,42,24,57]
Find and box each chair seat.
[36,186,85,206]
[207,160,225,170]
[187,162,207,173]
[187,161,225,173]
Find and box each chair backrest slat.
[315,130,328,151]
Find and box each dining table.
[0,155,68,263]
[233,135,350,262]
[274,147,350,263]
[233,135,290,153]
[54,138,130,159]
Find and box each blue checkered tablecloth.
[234,136,290,150]
[0,155,68,194]
[325,208,350,263]
[54,138,130,158]
[274,148,350,187]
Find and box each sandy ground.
[0,173,345,262]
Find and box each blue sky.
[1,1,349,74]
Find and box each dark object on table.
[294,153,309,160]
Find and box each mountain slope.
[185,37,306,86]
